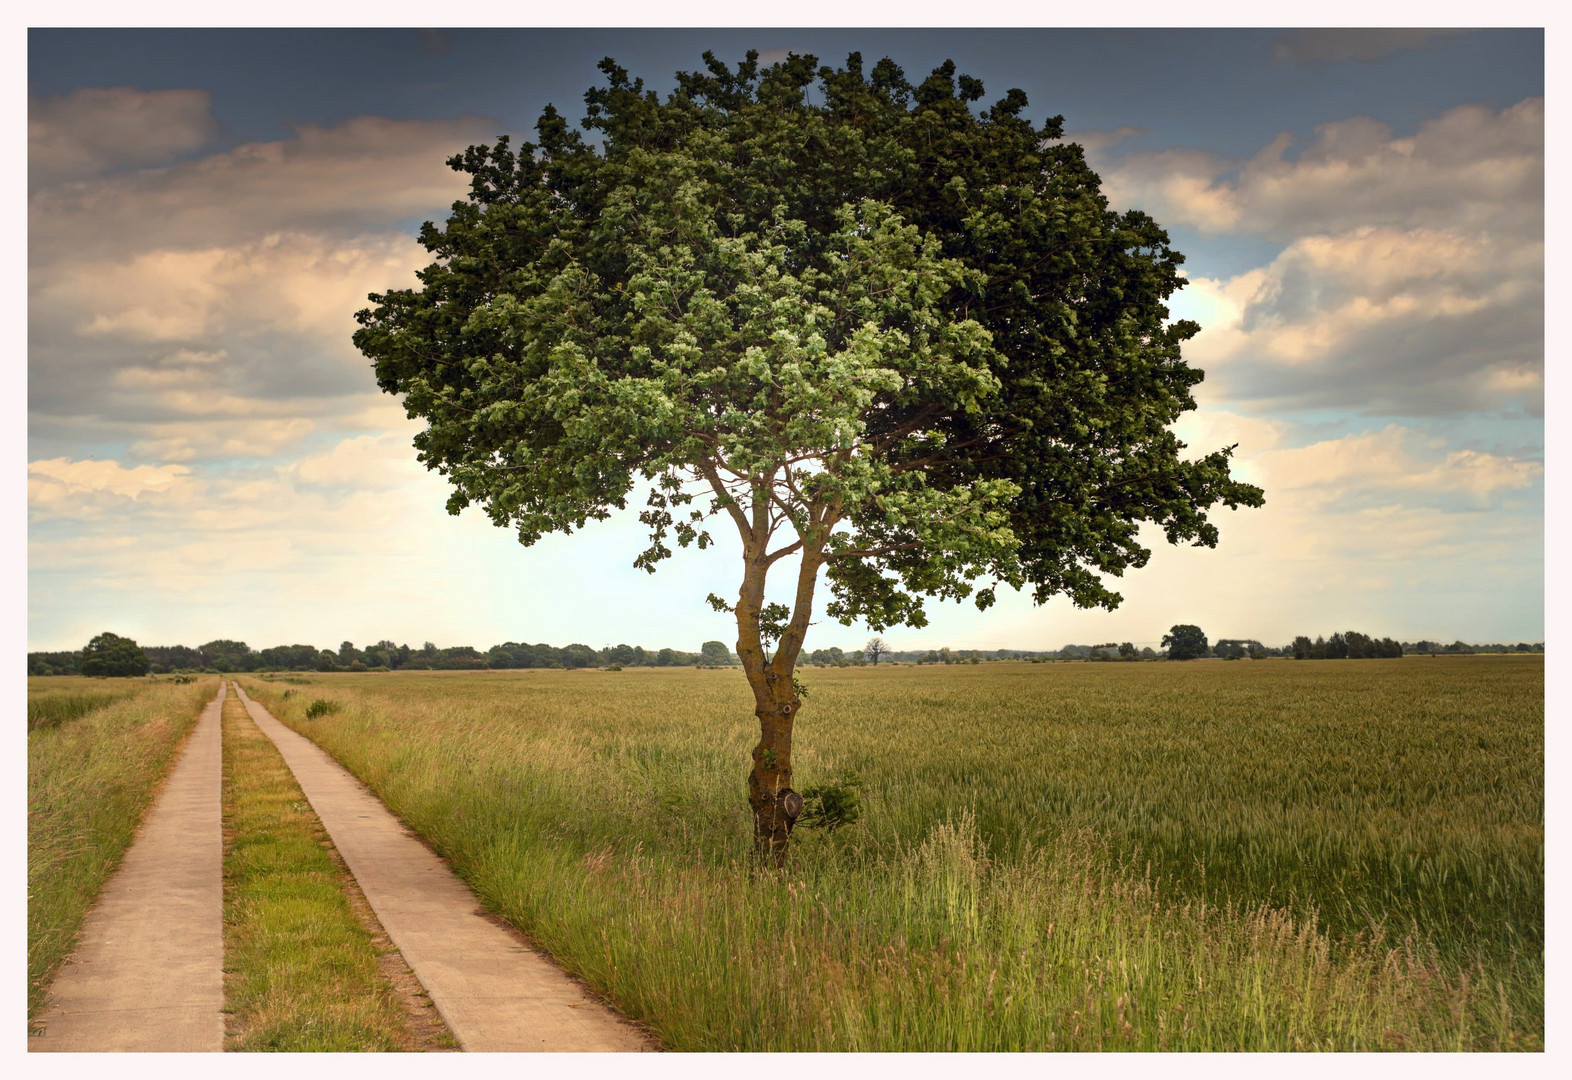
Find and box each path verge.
[233,684,653,1052]
[31,683,226,1052]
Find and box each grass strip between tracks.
[221,686,419,1051]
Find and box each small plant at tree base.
[354,50,1263,862]
[796,773,865,832]
[305,699,342,719]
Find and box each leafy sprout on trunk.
[353,50,1264,862]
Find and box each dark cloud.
[29,86,219,192]
[1090,100,1543,420]
[419,29,451,57]
[1270,29,1467,66]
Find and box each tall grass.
[240,656,1542,1050]
[221,689,416,1051]
[27,677,218,1020]
[27,680,144,732]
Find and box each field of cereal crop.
[238,654,1542,1050]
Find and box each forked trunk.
[734,544,821,865]
[745,668,803,864]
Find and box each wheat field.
[238,655,1542,1050]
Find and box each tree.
[1161,624,1208,660]
[700,640,733,667]
[354,51,1263,859]
[80,632,149,677]
[199,639,254,673]
[865,636,888,665]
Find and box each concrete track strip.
[232,684,652,1052]
[32,683,227,1052]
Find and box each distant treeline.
[885,636,1544,664]
[28,638,729,676]
[28,632,1545,677]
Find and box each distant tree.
[865,636,888,665]
[559,643,599,668]
[257,643,321,671]
[199,639,254,673]
[700,641,734,667]
[1118,642,1137,659]
[1161,624,1209,661]
[79,632,149,677]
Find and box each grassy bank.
[240,656,1542,1050]
[27,677,217,1020]
[221,687,418,1051]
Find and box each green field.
[236,656,1542,1051]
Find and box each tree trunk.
[745,669,803,864]
[734,547,821,865]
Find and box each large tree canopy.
[354,51,1263,855]
[80,631,149,678]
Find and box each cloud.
[1176,223,1542,416]
[419,29,452,56]
[27,435,447,595]
[292,432,425,492]
[28,457,196,515]
[1093,98,1542,240]
[29,113,498,266]
[28,111,499,473]
[29,86,219,189]
[42,231,426,345]
[126,418,321,463]
[1255,424,1541,510]
[29,231,431,439]
[1085,99,1545,418]
[1270,29,1466,66]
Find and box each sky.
[24,23,1547,657]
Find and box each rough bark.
[736,542,823,863]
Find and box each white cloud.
[1174,223,1542,416]
[42,231,427,346]
[28,457,196,514]
[292,432,425,492]
[29,87,218,189]
[123,418,321,463]
[1256,425,1541,509]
